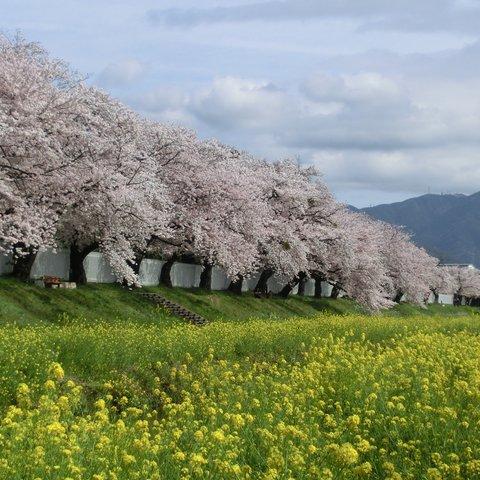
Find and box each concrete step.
[139,292,208,326]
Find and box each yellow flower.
[16,382,31,407]
[173,451,186,462]
[356,438,372,453]
[46,421,65,436]
[96,435,111,450]
[426,468,442,480]
[346,414,361,428]
[57,395,69,409]
[231,464,242,475]
[319,468,333,480]
[383,462,396,474]
[353,462,373,476]
[33,446,45,460]
[231,414,245,429]
[263,468,278,480]
[190,453,207,465]
[330,443,359,465]
[44,379,56,390]
[191,381,201,392]
[17,383,30,395]
[122,452,136,465]
[467,460,480,475]
[49,362,65,380]
[212,429,226,442]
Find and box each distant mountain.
[357,192,480,266]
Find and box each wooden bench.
[43,276,61,288]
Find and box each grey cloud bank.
[148,0,480,34]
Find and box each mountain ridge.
[357,192,480,266]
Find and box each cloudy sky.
[3,0,480,206]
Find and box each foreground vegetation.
[1,301,480,478]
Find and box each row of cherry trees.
[431,265,480,306]
[1,35,479,310]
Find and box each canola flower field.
[1,314,480,479]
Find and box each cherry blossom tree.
[250,160,338,296]
[430,266,455,303]
[0,34,85,279]
[378,222,438,305]
[0,34,171,284]
[251,168,394,311]
[444,265,480,305]
[153,137,269,290]
[55,88,171,285]
[305,210,438,311]
[318,210,394,311]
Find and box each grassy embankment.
[0,277,474,325]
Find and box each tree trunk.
[159,257,176,287]
[279,276,298,298]
[313,273,325,299]
[330,284,341,299]
[453,293,461,306]
[12,246,37,281]
[254,269,273,296]
[69,243,97,285]
[297,272,307,296]
[393,290,403,303]
[433,291,439,304]
[228,275,243,294]
[199,263,213,291]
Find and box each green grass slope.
[0,277,477,325]
[0,278,177,326]
[146,284,476,320]
[143,285,371,321]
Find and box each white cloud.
[302,72,402,106]
[188,76,294,131]
[311,147,480,198]
[130,63,480,203]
